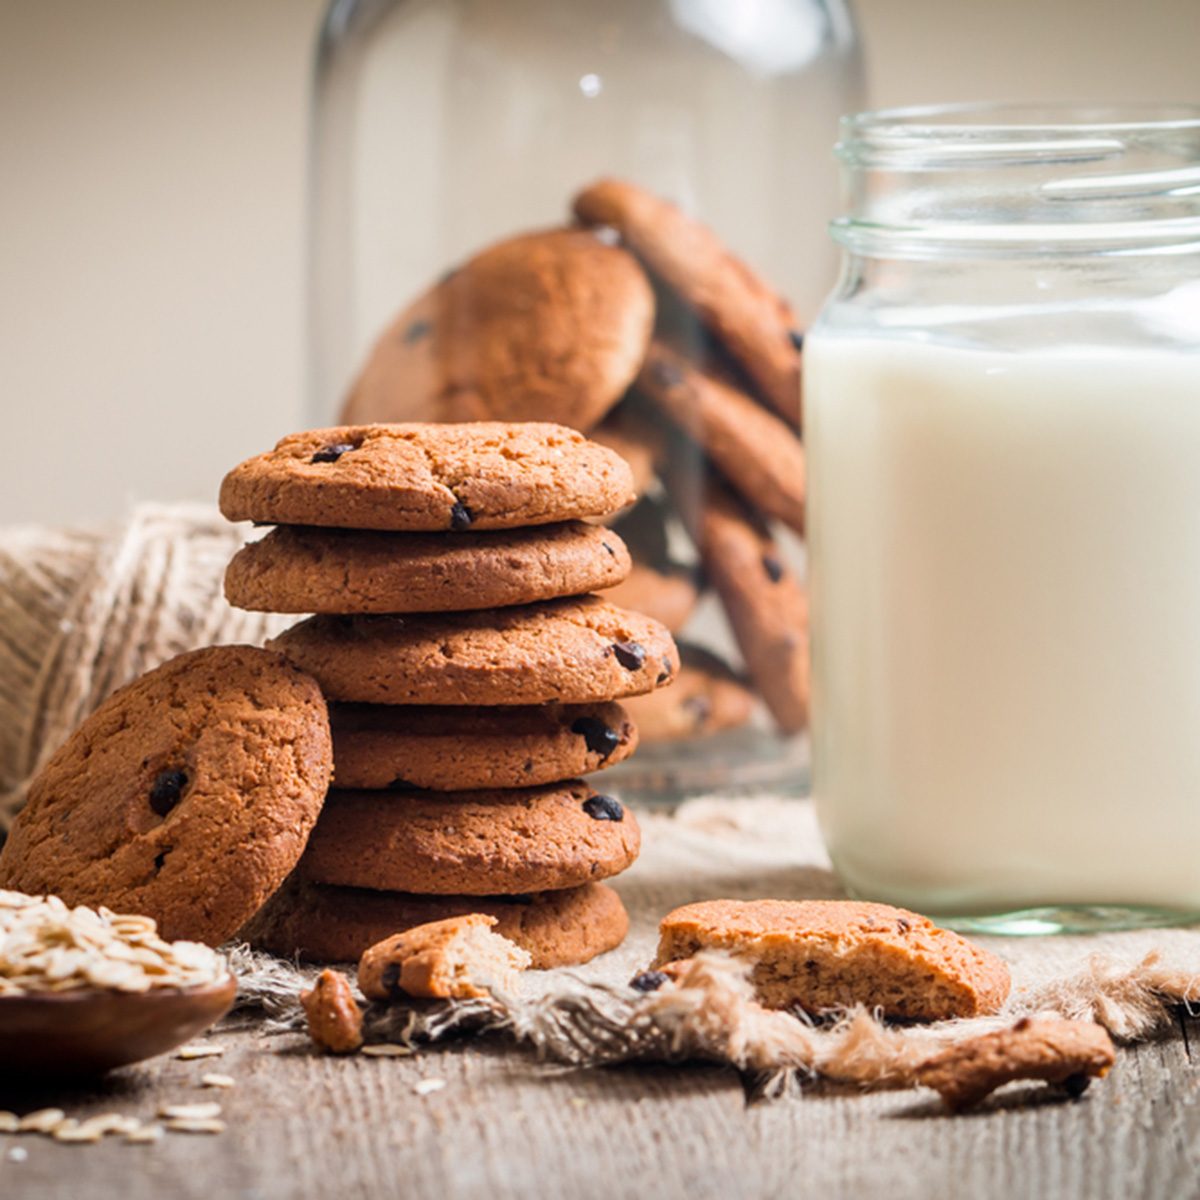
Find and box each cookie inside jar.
[310,186,811,800]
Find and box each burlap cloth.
[3,506,1198,1091]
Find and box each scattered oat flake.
[176,1043,225,1060]
[52,1124,102,1145]
[158,1102,221,1121]
[76,1114,135,1137]
[18,1108,65,1132]
[125,1125,164,1145]
[7,1146,28,1162]
[201,1074,235,1089]
[361,1044,412,1058]
[164,1118,225,1135]
[413,1079,446,1096]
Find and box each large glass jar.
[806,104,1200,929]
[308,0,863,795]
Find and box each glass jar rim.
[833,101,1200,258]
[839,101,1200,158]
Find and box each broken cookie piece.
[357,914,531,1002]
[301,968,364,1054]
[654,899,1010,1020]
[916,1015,1116,1111]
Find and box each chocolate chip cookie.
[329,701,637,790]
[341,228,655,431]
[573,178,802,424]
[241,879,629,968]
[225,521,631,614]
[302,782,640,895]
[655,899,1012,1020]
[220,422,636,532]
[590,399,668,499]
[0,646,332,945]
[267,596,679,706]
[682,482,809,734]
[637,340,805,533]
[605,561,699,634]
[624,643,755,742]
[604,494,702,632]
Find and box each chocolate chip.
[403,318,432,344]
[656,657,674,685]
[571,716,620,759]
[648,359,685,390]
[1062,1073,1092,1099]
[896,917,911,933]
[449,500,473,531]
[381,961,405,997]
[681,694,712,728]
[762,554,784,583]
[582,793,624,822]
[149,769,187,817]
[311,442,356,464]
[602,541,617,557]
[611,641,646,670]
[387,777,419,792]
[629,970,668,993]
[1014,1017,1032,1032]
[788,329,805,352]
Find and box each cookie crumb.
[358,914,530,1002]
[200,1074,235,1089]
[7,1146,28,1162]
[916,1015,1116,1111]
[413,1079,446,1096]
[301,968,364,1054]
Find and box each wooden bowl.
[0,976,237,1076]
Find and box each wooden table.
[2,1009,1198,1200]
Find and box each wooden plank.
[1,1013,1197,1200]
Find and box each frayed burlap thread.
[227,946,1199,1100]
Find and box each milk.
[805,335,1200,915]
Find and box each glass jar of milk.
[805,104,1200,932]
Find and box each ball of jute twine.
[0,504,288,832]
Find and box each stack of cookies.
[218,421,679,967]
[341,178,809,744]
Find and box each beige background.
[2,0,1198,524]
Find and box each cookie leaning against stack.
[221,421,679,968]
